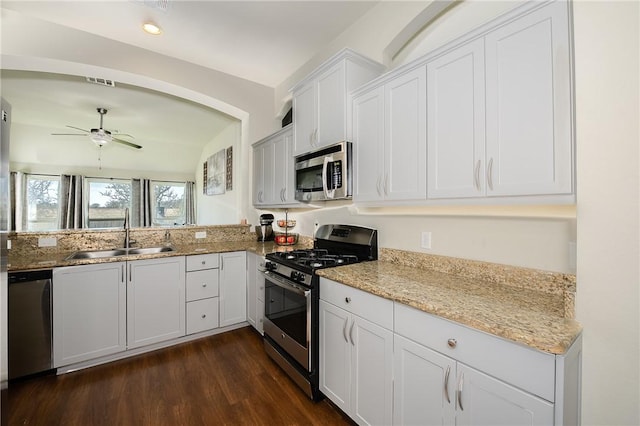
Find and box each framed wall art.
[204,148,226,195]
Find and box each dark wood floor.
[7,327,351,426]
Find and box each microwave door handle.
[322,156,336,199]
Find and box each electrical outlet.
[195,231,207,239]
[38,237,57,247]
[7,240,11,250]
[421,232,432,249]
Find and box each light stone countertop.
[317,261,582,355]
[7,240,308,272]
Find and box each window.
[86,178,131,228]
[152,182,186,226]
[25,175,60,231]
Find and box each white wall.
[574,1,640,424]
[197,121,243,225]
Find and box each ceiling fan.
[52,107,142,150]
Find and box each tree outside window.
[153,182,185,226]
[26,175,60,231]
[87,179,131,228]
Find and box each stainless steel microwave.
[294,141,352,202]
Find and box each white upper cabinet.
[353,66,427,203]
[252,125,299,208]
[292,49,385,156]
[484,0,572,197]
[355,0,574,205]
[427,38,486,199]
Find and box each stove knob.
[290,271,300,281]
[265,262,277,272]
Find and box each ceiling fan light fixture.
[142,22,162,35]
[91,129,112,146]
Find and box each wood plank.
[7,327,351,425]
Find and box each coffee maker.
[255,214,274,242]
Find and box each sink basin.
[65,249,129,260]
[65,246,175,260]
[127,246,175,255]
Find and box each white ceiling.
[0,1,380,176]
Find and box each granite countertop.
[317,261,582,355]
[7,240,307,272]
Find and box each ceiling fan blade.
[51,133,86,136]
[66,125,90,133]
[113,137,142,150]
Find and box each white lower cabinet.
[127,257,186,349]
[53,262,127,367]
[393,334,554,426]
[219,251,247,327]
[320,279,581,426]
[185,253,220,335]
[246,252,265,334]
[319,278,394,426]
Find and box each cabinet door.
[293,83,316,155]
[261,142,277,205]
[219,251,247,327]
[127,257,185,349]
[427,39,486,199]
[246,252,257,328]
[393,334,456,426]
[353,86,385,202]
[319,300,352,414]
[351,315,394,426]
[385,66,427,201]
[316,61,346,147]
[53,262,126,367]
[455,364,554,426]
[272,129,297,205]
[485,1,572,196]
[252,144,263,205]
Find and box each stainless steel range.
[262,224,378,400]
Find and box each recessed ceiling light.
[142,22,162,35]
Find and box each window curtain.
[58,174,84,229]
[9,171,26,231]
[132,178,152,227]
[184,181,196,225]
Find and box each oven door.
[261,271,311,371]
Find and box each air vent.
[86,77,116,87]
[132,0,169,12]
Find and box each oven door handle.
[260,271,310,296]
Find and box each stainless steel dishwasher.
[8,269,53,379]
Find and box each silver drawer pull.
[201,314,206,319]
[345,297,351,303]
[202,283,207,287]
[447,338,457,348]
[444,365,451,404]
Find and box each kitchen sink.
[126,246,175,255]
[65,249,129,260]
[65,246,175,260]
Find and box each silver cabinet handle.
[376,176,382,197]
[447,338,457,348]
[121,264,125,283]
[342,317,349,343]
[221,256,224,270]
[457,372,464,411]
[474,160,481,191]
[345,297,351,303]
[202,283,207,287]
[349,319,355,346]
[487,158,494,191]
[384,174,390,196]
[444,365,451,404]
[201,314,206,319]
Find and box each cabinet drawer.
[186,269,219,301]
[320,277,393,330]
[186,253,219,271]
[186,298,219,335]
[394,302,556,401]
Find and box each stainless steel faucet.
[123,207,135,248]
